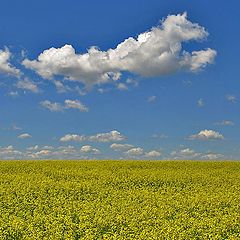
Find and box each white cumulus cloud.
[125,147,144,156]
[22,13,216,88]
[145,150,162,158]
[0,48,21,76]
[40,100,64,112]
[18,133,32,139]
[80,145,101,154]
[226,95,237,103]
[60,134,86,142]
[60,130,126,143]
[171,148,200,159]
[64,99,89,112]
[189,129,224,140]
[40,99,88,112]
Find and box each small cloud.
[42,145,54,150]
[75,86,87,96]
[116,83,128,91]
[16,78,39,93]
[151,133,168,139]
[147,95,157,103]
[110,143,133,151]
[40,100,64,112]
[20,49,27,58]
[11,124,22,131]
[98,88,110,94]
[27,145,39,151]
[197,98,204,107]
[182,79,192,86]
[18,133,32,139]
[189,129,224,141]
[40,99,89,112]
[54,80,71,93]
[126,78,138,87]
[171,148,201,159]
[60,130,126,143]
[64,99,89,112]
[60,134,86,142]
[80,145,101,154]
[214,120,234,126]
[125,147,144,156]
[0,145,23,159]
[8,91,19,97]
[226,94,237,103]
[201,153,224,160]
[88,130,126,142]
[0,48,21,76]
[170,148,224,160]
[145,150,162,158]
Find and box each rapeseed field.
[0,160,240,239]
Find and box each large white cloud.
[22,13,216,88]
[189,129,224,140]
[0,48,21,76]
[60,130,126,143]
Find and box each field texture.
[0,160,240,239]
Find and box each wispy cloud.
[171,147,224,160]
[16,78,39,93]
[40,99,88,112]
[226,94,237,103]
[214,120,234,126]
[197,98,204,107]
[147,95,157,103]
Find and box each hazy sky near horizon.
[0,0,240,160]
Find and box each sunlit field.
[0,160,240,239]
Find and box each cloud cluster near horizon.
[60,130,126,143]
[21,13,216,88]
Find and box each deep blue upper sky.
[0,0,240,160]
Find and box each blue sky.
[0,0,240,160]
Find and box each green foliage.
[0,160,240,239]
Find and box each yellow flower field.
[0,160,240,239]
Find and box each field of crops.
[0,160,240,239]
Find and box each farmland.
[0,160,240,239]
